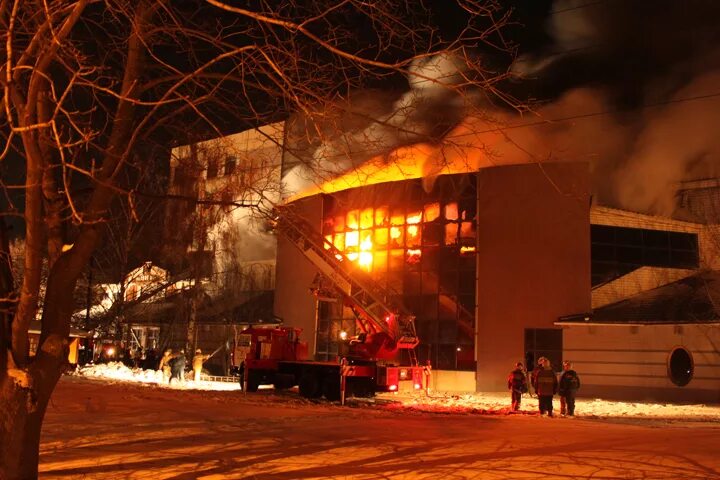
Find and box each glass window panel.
[424,203,440,222]
[644,230,668,248]
[374,228,389,247]
[387,271,403,290]
[406,210,422,224]
[615,227,642,246]
[445,223,458,245]
[420,295,439,320]
[669,232,697,250]
[406,249,422,270]
[374,250,388,273]
[375,206,389,226]
[459,197,477,222]
[591,224,615,243]
[390,209,405,226]
[445,203,459,221]
[346,210,359,230]
[438,299,457,321]
[617,246,642,264]
[422,247,439,271]
[404,272,422,294]
[433,344,456,370]
[323,235,332,249]
[422,272,439,293]
[389,249,405,271]
[460,221,475,240]
[359,230,373,249]
[459,269,475,294]
[438,323,457,343]
[389,226,404,248]
[423,223,443,246]
[406,225,421,247]
[333,234,345,251]
[360,208,374,229]
[333,215,345,232]
[345,230,359,248]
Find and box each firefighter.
[158,349,173,384]
[532,358,558,417]
[530,356,546,396]
[169,349,186,384]
[192,349,210,382]
[559,360,581,416]
[507,362,528,411]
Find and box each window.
[224,156,236,175]
[320,174,478,370]
[668,347,693,386]
[206,159,219,179]
[591,225,699,286]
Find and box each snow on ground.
[379,391,720,423]
[75,363,720,422]
[39,376,720,479]
[75,362,241,391]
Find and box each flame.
[407,225,418,237]
[407,211,422,224]
[390,226,402,239]
[358,234,373,270]
[346,230,359,247]
[460,246,476,255]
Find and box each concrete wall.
[476,163,591,391]
[564,323,720,402]
[273,196,325,356]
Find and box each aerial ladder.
[271,204,420,361]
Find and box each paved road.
[40,377,720,479]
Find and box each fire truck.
[231,205,430,403]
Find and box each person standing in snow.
[532,358,558,417]
[158,349,173,384]
[507,362,528,411]
[559,360,581,416]
[530,356,546,397]
[169,349,186,384]
[192,349,210,382]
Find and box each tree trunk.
[0,364,62,480]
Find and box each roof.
[562,270,720,325]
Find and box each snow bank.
[74,362,241,391]
[378,391,720,422]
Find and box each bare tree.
[0,1,514,477]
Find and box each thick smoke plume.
[285,0,720,218]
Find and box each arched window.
[667,347,693,387]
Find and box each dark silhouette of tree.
[0,1,515,476]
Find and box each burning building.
[163,117,720,402]
[276,162,591,391]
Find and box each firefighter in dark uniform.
[559,360,581,416]
[532,357,558,416]
[507,362,528,411]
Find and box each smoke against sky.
[285,0,720,217]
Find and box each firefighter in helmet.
[192,348,211,382]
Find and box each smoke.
[284,0,720,217]
[281,53,471,199]
[528,0,720,215]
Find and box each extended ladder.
[272,205,419,351]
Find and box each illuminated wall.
[317,174,478,370]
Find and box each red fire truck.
[231,206,430,403]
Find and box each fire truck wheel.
[273,373,295,390]
[299,372,321,398]
[246,371,260,392]
[322,377,341,402]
